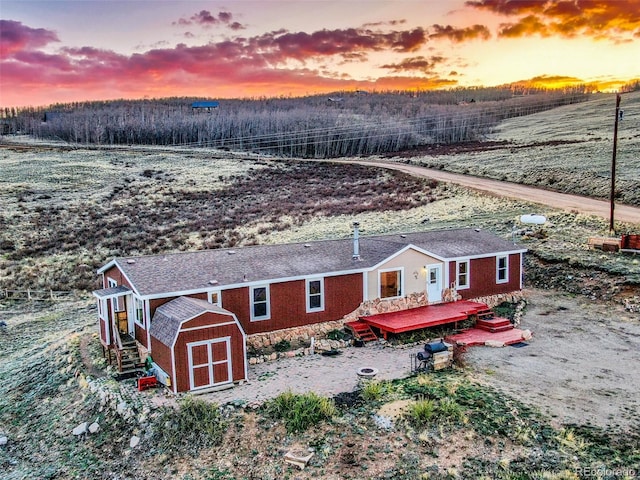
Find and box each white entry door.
[427,264,443,303]
[187,338,232,390]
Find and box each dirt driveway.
[469,288,640,432]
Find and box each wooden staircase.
[345,320,378,342]
[474,309,514,333]
[115,334,144,375]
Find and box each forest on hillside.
[3,85,594,158]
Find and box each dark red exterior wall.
[134,324,147,348]
[103,266,133,289]
[220,273,363,335]
[149,337,173,385]
[451,254,522,300]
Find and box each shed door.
[187,337,232,390]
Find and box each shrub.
[406,399,436,428]
[361,380,385,402]
[152,396,226,455]
[273,339,291,352]
[264,390,336,433]
[437,398,467,424]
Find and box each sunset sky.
[1,0,639,108]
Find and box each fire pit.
[356,367,379,379]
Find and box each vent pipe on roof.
[352,222,360,260]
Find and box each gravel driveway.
[202,342,416,406]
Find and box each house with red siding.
[93,225,526,393]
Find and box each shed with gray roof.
[149,296,247,393]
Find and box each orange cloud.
[467,0,640,41]
[429,24,491,42]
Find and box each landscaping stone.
[72,422,88,436]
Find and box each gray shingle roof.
[150,296,235,346]
[109,228,525,297]
[93,285,131,299]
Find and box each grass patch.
[361,380,385,402]
[151,396,227,456]
[263,390,336,433]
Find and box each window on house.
[306,278,324,312]
[457,260,470,289]
[208,290,221,307]
[134,296,144,328]
[107,278,124,312]
[250,285,270,321]
[497,255,509,284]
[379,269,402,298]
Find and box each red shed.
[149,296,247,393]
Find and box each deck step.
[476,316,513,333]
[345,321,378,342]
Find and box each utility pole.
[609,93,621,233]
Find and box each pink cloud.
[0,20,59,58]
[0,21,450,106]
[173,10,246,30]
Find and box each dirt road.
[334,159,640,225]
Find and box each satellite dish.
[520,214,546,225]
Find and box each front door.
[188,338,232,390]
[427,264,443,303]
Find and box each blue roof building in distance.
[191,101,219,109]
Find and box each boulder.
[72,422,88,436]
[130,435,140,448]
[89,422,100,434]
[0,436,7,446]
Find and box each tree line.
[2,85,593,158]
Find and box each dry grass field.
[401,91,640,206]
[1,95,640,479]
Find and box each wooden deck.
[359,300,489,339]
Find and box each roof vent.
[242,274,248,282]
[208,279,219,285]
[228,250,236,255]
[304,243,311,248]
[352,222,361,260]
[400,234,406,238]
[126,259,136,264]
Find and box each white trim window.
[456,260,470,290]
[496,255,509,284]
[379,268,403,299]
[133,296,144,328]
[208,289,222,307]
[250,285,270,321]
[306,278,324,313]
[97,298,107,321]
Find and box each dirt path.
[333,159,640,225]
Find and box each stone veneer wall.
[245,290,526,364]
